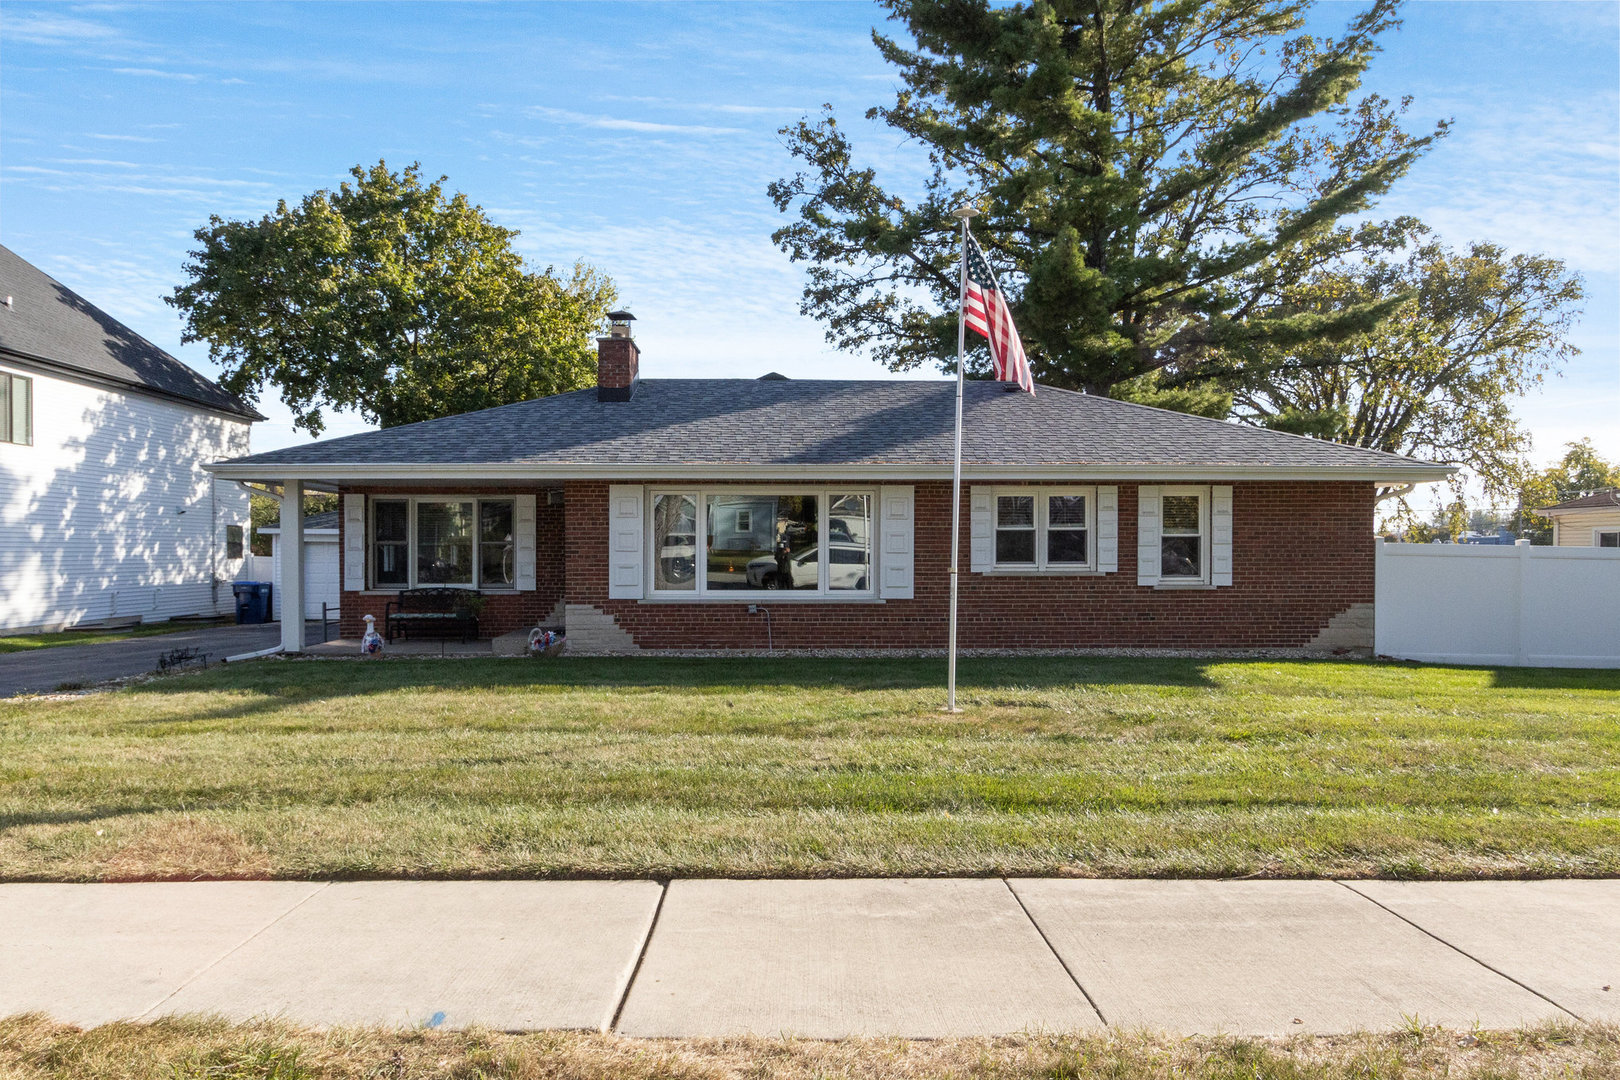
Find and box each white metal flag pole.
[946,205,978,713]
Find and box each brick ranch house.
[207,319,1452,655]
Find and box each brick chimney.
[597,310,639,401]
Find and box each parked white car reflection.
[744,541,869,590]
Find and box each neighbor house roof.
[258,511,339,535]
[0,244,262,421]
[1540,489,1620,514]
[210,379,1453,483]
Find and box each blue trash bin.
[232,582,274,624]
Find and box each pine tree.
[769,0,1444,394]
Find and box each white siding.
[0,362,252,631]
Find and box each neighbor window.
[648,488,873,597]
[224,524,244,560]
[993,488,1094,571]
[1160,487,1208,582]
[1598,530,1620,548]
[369,497,515,589]
[0,372,31,446]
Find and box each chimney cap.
[607,310,636,323]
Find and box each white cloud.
[523,106,745,137]
[0,12,121,45]
[110,66,200,81]
[85,132,160,143]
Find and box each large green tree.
[169,162,617,434]
[770,0,1443,394]
[1229,233,1584,499]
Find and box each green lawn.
[1,656,1617,881]
[0,621,224,654]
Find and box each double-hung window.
[0,372,31,446]
[993,487,1095,571]
[369,497,516,589]
[648,488,875,597]
[1159,487,1209,582]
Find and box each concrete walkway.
[2,879,1615,1037]
[0,622,325,697]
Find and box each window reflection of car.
[658,532,696,583]
[744,542,869,590]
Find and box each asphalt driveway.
[0,623,320,697]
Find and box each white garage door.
[271,537,341,620]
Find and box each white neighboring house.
[1541,489,1620,548]
[256,511,341,621]
[0,245,263,633]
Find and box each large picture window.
[649,488,873,597]
[369,497,515,590]
[993,487,1094,571]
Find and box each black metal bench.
[384,588,482,643]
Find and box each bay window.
[993,487,1095,571]
[369,497,515,589]
[648,488,873,597]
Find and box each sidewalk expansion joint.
[608,879,669,1033]
[1002,878,1109,1027]
[137,881,333,1021]
[1334,880,1583,1022]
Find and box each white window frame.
[646,486,879,600]
[0,371,32,446]
[991,486,1098,573]
[367,495,518,591]
[1596,529,1620,548]
[1158,485,1211,586]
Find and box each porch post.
[280,478,305,653]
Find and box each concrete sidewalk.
[2,879,1615,1037]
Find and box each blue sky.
[2,1,1616,488]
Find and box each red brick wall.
[597,337,639,391]
[335,485,566,640]
[565,479,1376,650]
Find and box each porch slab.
[156,881,663,1030]
[1348,880,1620,1022]
[613,878,1102,1038]
[0,882,324,1027]
[1008,879,1566,1035]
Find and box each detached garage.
[259,511,341,621]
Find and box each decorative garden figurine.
[360,614,384,657]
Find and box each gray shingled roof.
[0,244,261,420]
[215,378,1447,475]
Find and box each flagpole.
[946,205,978,713]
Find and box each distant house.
[0,245,263,632]
[209,314,1453,655]
[1541,489,1620,548]
[256,511,340,620]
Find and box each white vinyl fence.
[1375,541,1620,668]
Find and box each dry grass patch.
[3,1014,1618,1080]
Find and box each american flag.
[962,231,1034,394]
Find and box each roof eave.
[205,460,1457,484]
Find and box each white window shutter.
[1136,485,1161,586]
[969,488,993,573]
[1097,486,1118,573]
[342,494,365,591]
[607,485,645,599]
[1211,485,1233,586]
[879,485,915,599]
[512,494,537,591]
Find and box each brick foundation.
[337,478,1375,650]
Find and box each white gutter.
[206,461,1458,484]
[223,644,284,663]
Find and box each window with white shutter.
[607,485,645,599]
[512,494,537,591]
[879,485,914,599]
